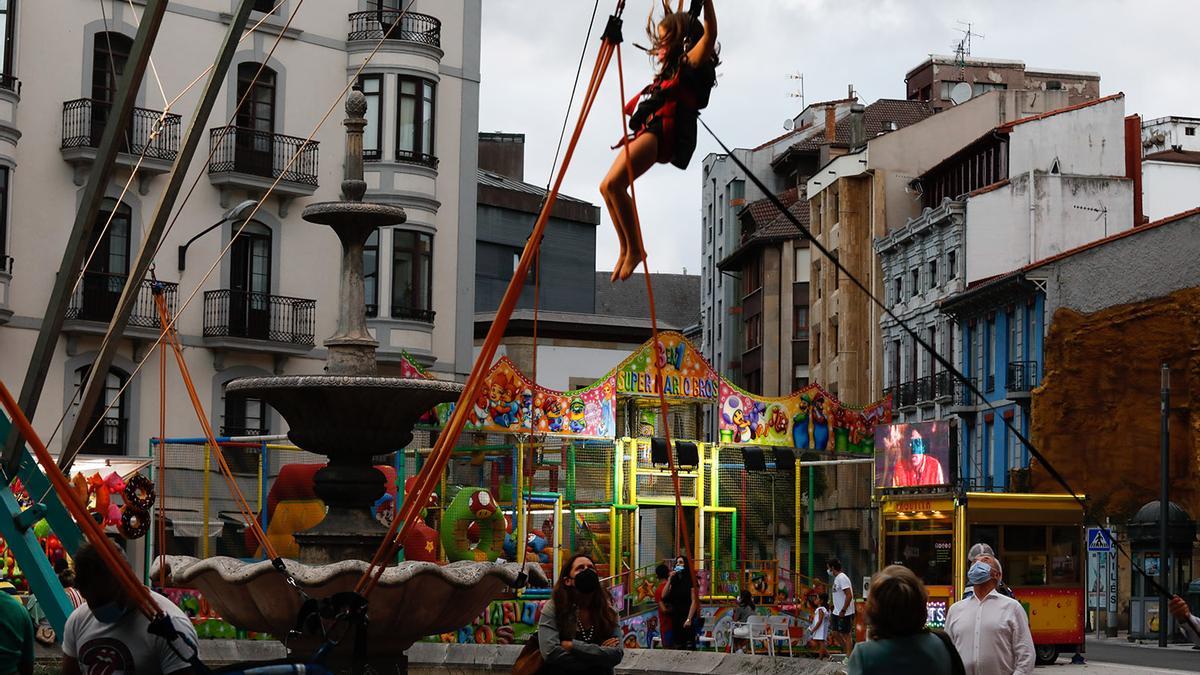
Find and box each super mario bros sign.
[615,332,719,400]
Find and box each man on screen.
[890,427,945,487]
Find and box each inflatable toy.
[440,488,506,562]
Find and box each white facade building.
[0,0,481,455]
[1140,116,1200,222]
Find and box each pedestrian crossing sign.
[1087,527,1114,552]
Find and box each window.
[812,326,821,364]
[793,306,809,340]
[893,277,902,305]
[745,314,762,350]
[947,250,957,279]
[1186,127,1196,137]
[391,230,432,319]
[397,76,436,163]
[228,221,272,340]
[742,260,761,296]
[77,200,131,322]
[831,323,839,355]
[704,216,710,243]
[0,0,15,78]
[234,63,277,176]
[364,229,379,317]
[253,0,276,13]
[929,259,938,289]
[729,179,745,204]
[794,247,811,283]
[985,317,995,391]
[75,366,129,455]
[910,268,919,297]
[223,392,269,437]
[359,74,383,161]
[926,326,936,377]
[90,32,133,147]
[515,250,538,286]
[718,195,723,236]
[831,251,839,290]
[0,166,8,258]
[890,339,900,388]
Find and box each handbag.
[512,632,545,675]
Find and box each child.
[600,0,719,281]
[807,592,830,659]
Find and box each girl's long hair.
[551,553,619,640]
[645,1,718,79]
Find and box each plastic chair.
[695,621,718,651]
[732,614,773,655]
[767,615,794,657]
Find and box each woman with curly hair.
[538,553,624,674]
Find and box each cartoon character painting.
[543,397,566,433]
[567,398,587,434]
[811,394,830,452]
[792,395,811,450]
[722,395,754,443]
[486,372,522,429]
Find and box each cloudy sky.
[479,0,1200,276]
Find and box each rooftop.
[593,272,701,330]
[995,92,1124,132]
[772,99,933,167]
[1143,149,1200,165]
[477,169,600,224]
[905,54,1100,80]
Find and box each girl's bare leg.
[599,133,659,281]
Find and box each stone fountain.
[156,88,545,671]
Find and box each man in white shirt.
[826,558,856,655]
[946,554,1035,675]
[1169,595,1200,647]
[61,543,199,675]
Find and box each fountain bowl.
[155,556,548,660]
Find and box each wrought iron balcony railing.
[0,74,20,95]
[915,375,934,403]
[65,272,178,328]
[203,290,316,346]
[395,149,440,169]
[1007,360,1038,393]
[347,10,441,46]
[208,126,319,186]
[62,99,181,160]
[898,381,918,407]
[391,305,435,323]
[934,371,955,400]
[955,377,980,407]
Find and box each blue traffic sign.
[1087,527,1114,553]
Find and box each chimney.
[824,105,837,143]
[1124,114,1145,225]
[849,104,866,148]
[478,132,525,181]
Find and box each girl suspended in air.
[600,0,719,281]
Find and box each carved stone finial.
[342,83,368,202]
[346,86,368,118]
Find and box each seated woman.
[538,553,624,674]
[730,590,756,653]
[599,0,719,281]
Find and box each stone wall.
[1030,287,1200,520]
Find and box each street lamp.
[176,199,259,272]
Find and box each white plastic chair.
[767,615,794,657]
[695,620,718,651]
[731,614,773,655]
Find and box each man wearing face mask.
[61,543,198,675]
[962,544,1014,600]
[946,554,1034,675]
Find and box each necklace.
[576,616,596,644]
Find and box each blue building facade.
[941,273,1046,491]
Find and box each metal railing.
[934,371,955,400]
[915,375,934,403]
[62,99,182,160]
[208,126,319,186]
[347,10,441,46]
[985,373,996,393]
[898,381,917,407]
[395,149,439,169]
[203,289,316,345]
[0,255,11,275]
[84,417,127,455]
[391,305,435,323]
[954,377,980,407]
[65,272,178,328]
[0,74,20,95]
[1006,360,1038,392]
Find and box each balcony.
[933,371,954,403]
[348,10,441,47]
[1006,360,1038,400]
[61,99,181,192]
[0,255,11,325]
[395,149,440,170]
[207,126,319,215]
[390,305,435,323]
[63,273,178,339]
[914,375,934,406]
[897,381,918,410]
[202,290,316,355]
[0,75,19,149]
[945,377,981,415]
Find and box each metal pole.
[59,0,259,472]
[807,463,815,579]
[1159,363,1169,648]
[1096,551,1103,640]
[2,0,170,476]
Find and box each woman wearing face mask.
[664,556,701,649]
[538,553,624,674]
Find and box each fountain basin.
[155,556,547,660]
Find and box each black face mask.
[573,568,601,594]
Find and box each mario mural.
[719,382,892,455]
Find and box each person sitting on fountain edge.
[539,553,624,674]
[62,542,198,675]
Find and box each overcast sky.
[479,0,1200,277]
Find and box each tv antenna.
[1073,203,1109,237]
[952,21,984,76]
[788,72,805,107]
